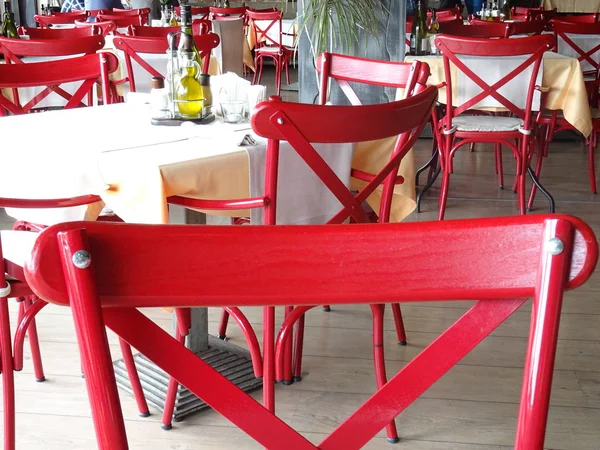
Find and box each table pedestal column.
[113,206,262,421]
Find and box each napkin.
[211,72,251,115]
[247,85,267,118]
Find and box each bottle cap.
[151,76,165,89]
[199,73,210,85]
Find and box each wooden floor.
[1,67,599,449]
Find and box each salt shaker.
[150,76,169,119]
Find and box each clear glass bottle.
[410,0,427,55]
[485,2,494,20]
[491,1,499,18]
[502,0,511,20]
[178,3,201,69]
[428,10,440,56]
[160,4,169,26]
[176,35,204,119]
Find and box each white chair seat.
[453,115,524,132]
[1,230,38,269]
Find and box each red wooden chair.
[17,25,98,38]
[96,12,148,28]
[112,33,219,92]
[0,193,152,450]
[161,87,437,432]
[527,21,600,206]
[72,8,108,17]
[549,14,600,24]
[127,24,179,37]
[113,7,150,14]
[0,36,109,113]
[74,18,117,36]
[247,9,294,95]
[23,213,598,449]
[209,5,247,19]
[34,11,88,28]
[469,19,545,37]
[433,34,554,219]
[174,5,209,19]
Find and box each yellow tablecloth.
[543,0,600,12]
[407,52,593,137]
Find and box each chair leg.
[1,296,16,450]
[322,305,331,312]
[469,142,475,152]
[217,309,229,340]
[517,149,527,215]
[118,338,150,417]
[528,143,546,211]
[390,304,407,346]
[438,169,451,221]
[292,312,305,382]
[281,306,293,385]
[23,296,45,382]
[263,306,276,412]
[589,133,597,194]
[370,304,399,444]
[275,59,282,96]
[495,144,504,189]
[161,328,185,430]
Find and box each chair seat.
[256,46,294,55]
[1,230,37,269]
[453,115,524,132]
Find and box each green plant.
[298,0,388,57]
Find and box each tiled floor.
[1,67,599,449]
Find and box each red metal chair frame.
[552,20,600,78]
[17,25,98,39]
[34,11,88,28]
[112,33,219,92]
[74,18,117,36]
[0,36,109,114]
[247,9,292,95]
[527,20,600,205]
[434,34,554,219]
[549,14,600,24]
[23,214,598,449]
[96,13,148,28]
[72,8,108,17]
[163,87,437,431]
[174,5,210,19]
[127,24,179,37]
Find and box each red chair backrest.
[527,8,556,24]
[74,19,117,36]
[436,13,462,22]
[34,12,88,27]
[552,20,600,76]
[24,213,598,449]
[209,6,247,19]
[439,20,507,37]
[315,53,430,105]
[435,34,554,128]
[469,19,545,37]
[0,35,104,60]
[246,9,283,49]
[512,6,543,15]
[127,24,179,37]
[18,25,98,39]
[174,5,210,18]
[0,52,118,115]
[113,33,219,91]
[550,14,600,23]
[96,13,147,27]
[112,7,150,16]
[72,8,108,17]
[192,18,212,35]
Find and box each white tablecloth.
[1,102,353,226]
